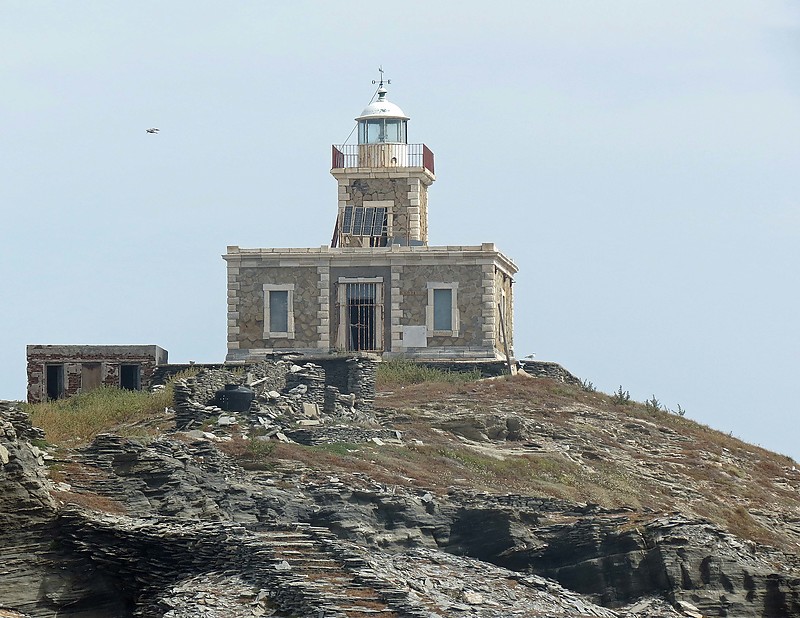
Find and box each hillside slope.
[1,370,799,617]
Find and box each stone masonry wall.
[398,262,486,349]
[339,176,431,245]
[232,265,321,353]
[225,245,517,362]
[416,176,429,244]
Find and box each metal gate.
[337,280,383,352]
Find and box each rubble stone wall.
[345,356,377,411]
[285,426,400,446]
[293,356,377,411]
[172,357,377,429]
[415,360,510,378]
[150,364,226,385]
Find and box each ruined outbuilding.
[26,344,168,403]
[225,76,518,363]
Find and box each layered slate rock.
[0,403,131,617]
[3,381,800,617]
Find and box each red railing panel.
[331,145,344,170]
[422,144,435,175]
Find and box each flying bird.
[145,128,160,134]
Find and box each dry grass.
[26,387,173,447]
[26,366,798,549]
[217,435,277,469]
[24,371,204,448]
[50,490,127,514]
[376,358,481,389]
[372,374,800,542]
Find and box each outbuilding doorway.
[120,365,141,390]
[46,364,65,400]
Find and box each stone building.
[27,345,168,403]
[224,77,517,362]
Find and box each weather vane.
[372,66,390,89]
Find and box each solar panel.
[372,207,386,236]
[341,205,387,238]
[352,207,364,235]
[363,208,375,236]
[342,206,353,234]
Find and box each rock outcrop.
[2,370,799,617]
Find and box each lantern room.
[356,84,409,144]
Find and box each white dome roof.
[356,87,409,121]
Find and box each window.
[433,289,453,331]
[269,291,288,332]
[427,282,459,337]
[263,284,295,339]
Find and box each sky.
[1,1,798,460]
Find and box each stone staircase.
[256,525,407,617]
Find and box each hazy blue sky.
[2,1,798,460]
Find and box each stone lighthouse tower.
[224,73,517,362]
[331,74,434,248]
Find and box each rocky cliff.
[1,368,799,617]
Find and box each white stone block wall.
[317,266,331,349]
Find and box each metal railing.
[332,144,435,175]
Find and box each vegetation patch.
[376,358,481,388]
[51,490,127,514]
[26,387,174,447]
[218,435,276,469]
[723,505,780,546]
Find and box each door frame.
[336,276,384,352]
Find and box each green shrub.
[644,395,662,413]
[611,386,631,405]
[245,437,276,459]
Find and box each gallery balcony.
[331,143,435,176]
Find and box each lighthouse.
[224,73,517,361]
